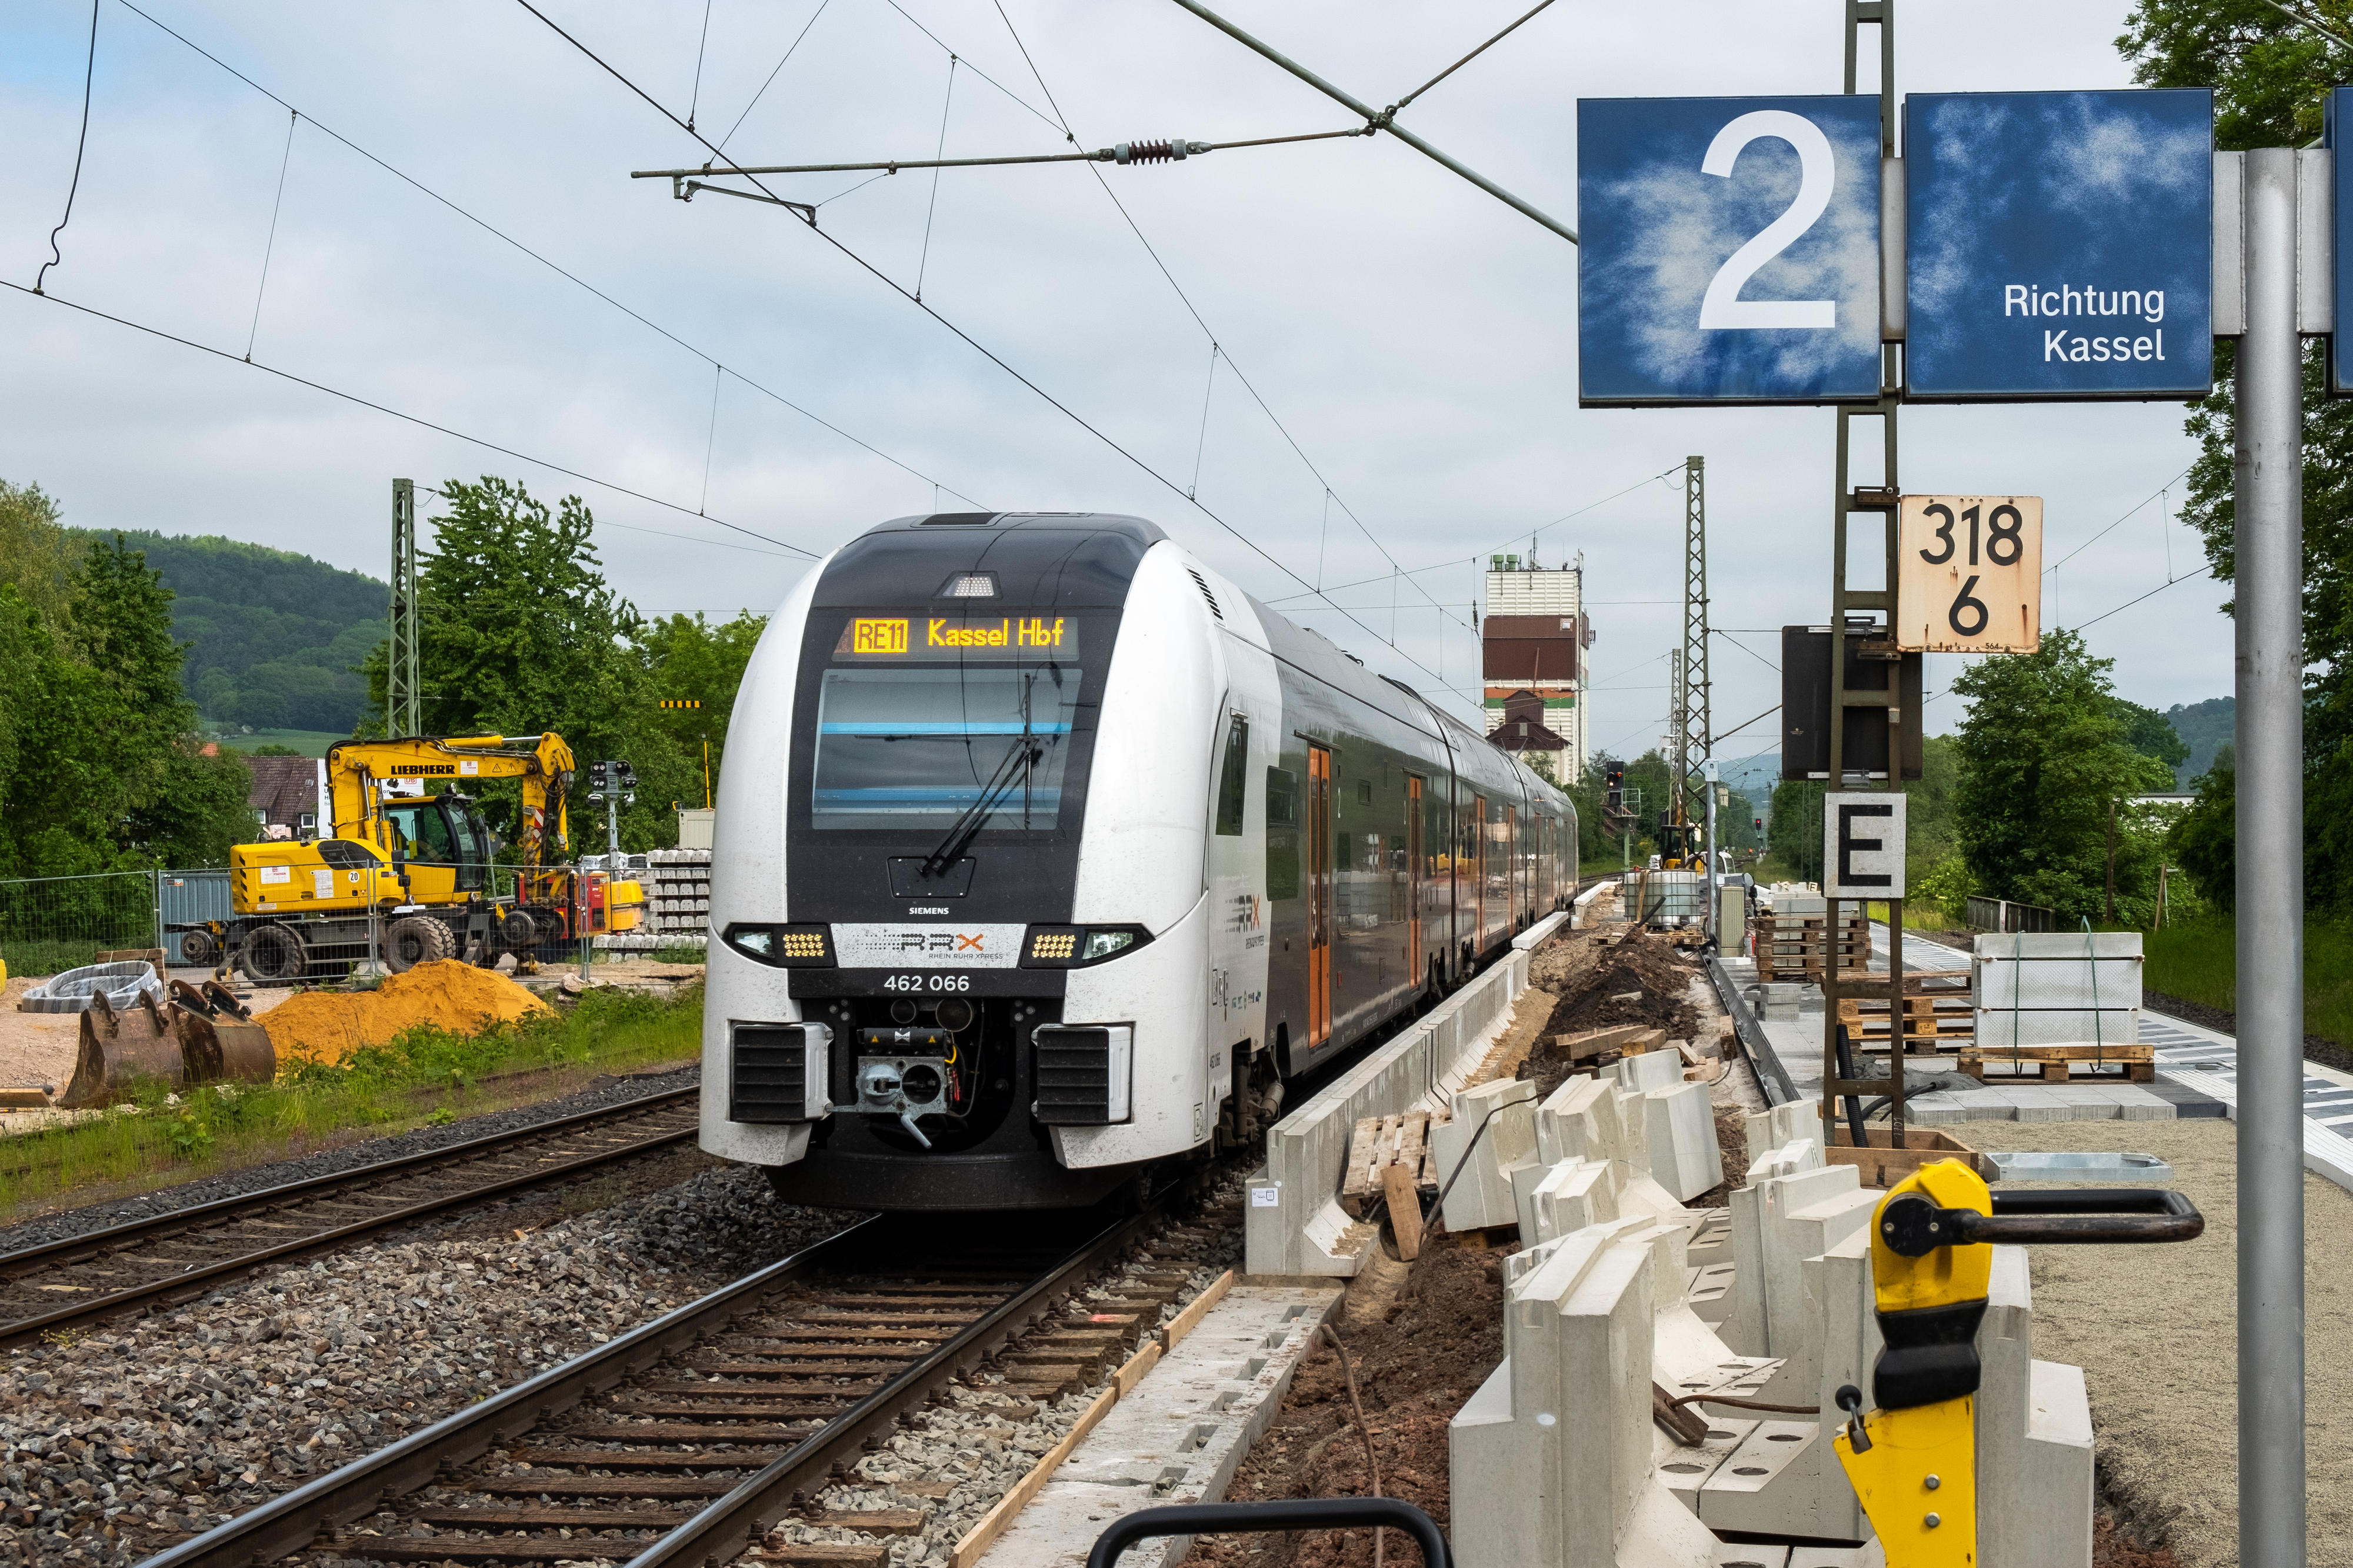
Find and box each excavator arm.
[324,733,576,868]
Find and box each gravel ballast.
[0,1065,701,1256]
[0,1165,860,1567]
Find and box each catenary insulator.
[1111,138,1193,165]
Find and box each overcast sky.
[0,0,2225,757]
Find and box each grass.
[0,982,704,1220]
[1,938,156,979]
[2141,914,2353,1047]
[204,727,349,758]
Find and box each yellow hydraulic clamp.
[1831,1159,2204,1568]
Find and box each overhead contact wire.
[112,0,982,511]
[511,0,1478,701]
[0,278,819,559]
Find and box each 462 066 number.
[881,973,971,992]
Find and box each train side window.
[1265,766,1299,900]
[1265,766,1298,826]
[1214,715,1250,836]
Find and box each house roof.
[247,756,319,826]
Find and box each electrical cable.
[35,0,101,298]
[244,108,298,362]
[2045,465,2194,575]
[0,278,821,560]
[876,0,1061,135]
[515,0,1480,706]
[716,0,830,152]
[914,54,958,302]
[1716,631,1778,672]
[2068,567,2214,631]
[687,0,715,130]
[111,0,981,510]
[982,0,1480,650]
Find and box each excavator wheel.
[385,915,457,974]
[238,922,309,985]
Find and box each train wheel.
[385,915,457,973]
[238,923,308,984]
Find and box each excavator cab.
[385,793,492,897]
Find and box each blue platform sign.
[1904,89,2213,401]
[1578,96,1884,406]
[2327,87,2353,395]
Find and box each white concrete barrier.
[1245,912,1566,1276]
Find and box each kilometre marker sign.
[1894,495,2041,653]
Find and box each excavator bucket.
[61,989,184,1109]
[171,979,277,1087]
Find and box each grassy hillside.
[69,529,383,734]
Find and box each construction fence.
[0,870,178,978]
[1965,895,2059,934]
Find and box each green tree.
[2110,697,2191,776]
[1949,630,2175,920]
[0,536,254,877]
[0,479,79,635]
[1768,779,1827,882]
[641,610,766,808]
[2121,1,2353,910]
[2169,743,2237,910]
[365,477,705,853]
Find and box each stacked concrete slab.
[1435,1053,1724,1241]
[1972,930,2141,1049]
[1449,1097,2096,1566]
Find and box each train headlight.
[1082,929,1136,962]
[725,923,835,968]
[1021,925,1152,968]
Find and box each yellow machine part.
[1868,1158,1994,1316]
[231,841,404,916]
[1829,1157,1997,1567]
[1834,1396,1977,1567]
[608,879,645,932]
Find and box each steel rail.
[136,1205,1156,1568]
[623,1206,1156,1568]
[0,1085,697,1346]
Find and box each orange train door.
[1307,745,1334,1049]
[1406,775,1424,985]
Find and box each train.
[699,511,1577,1209]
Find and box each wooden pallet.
[1955,1044,2155,1083]
[1339,1112,1438,1219]
[1759,953,1874,972]
[1753,915,1870,930]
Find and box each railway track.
[0,1086,701,1348]
[138,1195,1224,1568]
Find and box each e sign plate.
[1578,95,1883,406]
[1894,495,2041,652]
[1824,792,1907,899]
[1904,89,2214,401]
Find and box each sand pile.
[264,960,551,1066]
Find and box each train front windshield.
[812,663,1081,830]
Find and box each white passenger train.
[701,512,1576,1208]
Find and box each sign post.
[2234,145,2308,1568]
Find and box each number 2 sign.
[1578,96,1884,406]
[1895,495,2041,652]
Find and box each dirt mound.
[1515,928,1702,1097]
[1196,1239,1506,1567]
[264,960,551,1066]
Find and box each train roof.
[818,512,1169,608]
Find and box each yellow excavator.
[174,733,643,982]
